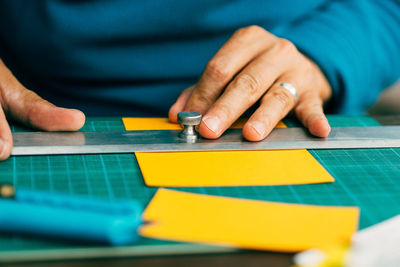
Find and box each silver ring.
[279,82,298,102]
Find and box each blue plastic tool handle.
[0,189,142,245]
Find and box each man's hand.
[169,26,332,141]
[0,59,85,160]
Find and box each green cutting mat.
[0,115,400,262]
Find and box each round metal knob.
[177,111,202,141]
[177,111,202,126]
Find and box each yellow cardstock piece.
[136,150,334,187]
[122,117,286,130]
[140,189,360,252]
[122,118,181,130]
[122,117,333,187]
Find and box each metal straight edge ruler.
[10,126,400,156]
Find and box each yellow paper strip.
[122,118,181,130]
[136,150,334,187]
[122,117,286,130]
[140,189,360,252]
[122,117,334,187]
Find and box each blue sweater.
[0,0,399,116]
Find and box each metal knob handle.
[177,111,202,141]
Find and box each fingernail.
[202,116,221,134]
[249,121,266,137]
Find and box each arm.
[275,0,400,114]
[169,0,400,142]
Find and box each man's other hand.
[0,59,85,161]
[169,26,332,141]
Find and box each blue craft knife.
[0,185,142,245]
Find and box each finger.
[0,105,12,161]
[295,92,331,137]
[198,48,289,139]
[0,61,85,131]
[7,91,85,131]
[243,78,298,141]
[3,86,85,132]
[168,86,194,123]
[184,26,276,114]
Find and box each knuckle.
[244,25,264,35]
[26,98,51,129]
[204,59,231,83]
[232,73,261,98]
[277,38,298,55]
[302,58,314,72]
[26,101,40,123]
[270,89,293,107]
[187,86,220,112]
[191,91,214,108]
[214,103,232,121]
[296,58,315,76]
[235,25,267,39]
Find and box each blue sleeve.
[274,0,400,115]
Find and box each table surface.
[1,115,399,267]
